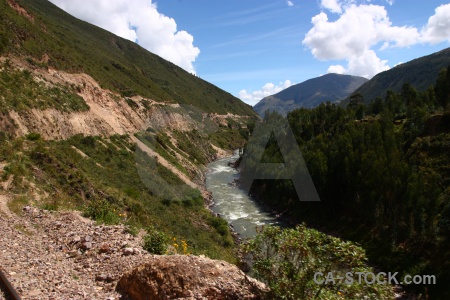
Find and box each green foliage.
[26,132,41,141]
[435,66,450,109]
[7,195,29,215]
[84,198,121,225]
[143,227,169,255]
[209,127,249,150]
[173,130,216,165]
[0,62,88,112]
[137,131,189,175]
[242,225,394,300]
[2,134,238,262]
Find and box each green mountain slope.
[349,47,450,104]
[0,0,259,266]
[253,73,367,116]
[0,0,255,116]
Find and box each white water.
[205,152,279,239]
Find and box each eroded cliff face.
[2,59,195,139]
[1,57,250,142]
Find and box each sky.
[49,0,450,106]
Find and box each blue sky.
[50,0,450,106]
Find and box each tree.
[401,82,419,107]
[241,225,394,300]
[385,90,404,116]
[369,97,384,115]
[347,93,364,111]
[435,66,450,109]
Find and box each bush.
[26,132,41,141]
[143,227,168,255]
[241,225,394,300]
[84,198,120,224]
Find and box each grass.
[0,61,89,112]
[13,224,32,236]
[136,131,190,176]
[7,195,28,215]
[209,127,249,150]
[0,133,238,262]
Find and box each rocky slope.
[1,57,244,140]
[0,204,265,300]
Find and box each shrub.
[26,132,41,141]
[241,225,394,300]
[143,227,168,255]
[83,198,120,224]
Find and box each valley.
[0,0,450,299]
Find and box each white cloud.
[303,4,420,78]
[287,1,294,7]
[321,0,343,14]
[421,4,450,44]
[305,2,450,79]
[326,50,389,77]
[346,49,389,77]
[49,0,200,74]
[327,64,346,74]
[239,80,293,106]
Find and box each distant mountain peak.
[253,74,367,116]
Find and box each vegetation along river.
[205,152,281,239]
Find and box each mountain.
[253,73,368,116]
[349,47,450,104]
[0,0,255,116]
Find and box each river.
[205,152,280,239]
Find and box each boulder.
[116,254,266,300]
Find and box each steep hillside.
[253,73,367,116]
[0,0,255,116]
[349,47,450,104]
[0,0,259,274]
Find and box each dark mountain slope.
[0,0,255,116]
[253,73,367,116]
[350,47,450,104]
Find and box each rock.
[99,243,111,253]
[72,235,81,243]
[67,249,80,258]
[83,235,93,242]
[122,247,134,256]
[96,274,108,282]
[79,241,92,250]
[116,255,267,300]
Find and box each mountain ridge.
[347,47,450,104]
[253,73,367,116]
